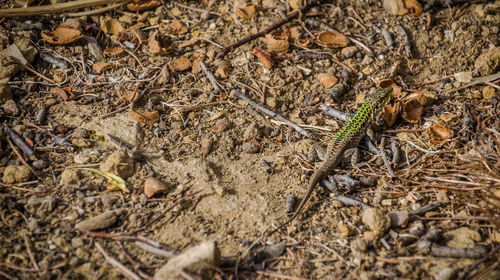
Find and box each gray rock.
[388,210,410,227]
[75,210,121,231]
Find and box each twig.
[380,137,396,178]
[409,201,441,216]
[452,71,500,92]
[0,181,40,192]
[398,25,411,58]
[119,42,145,71]
[0,270,13,280]
[199,60,221,94]
[173,1,221,16]
[6,138,40,178]
[0,0,126,17]
[235,90,312,138]
[23,234,39,271]
[177,100,228,113]
[457,246,500,280]
[6,127,34,159]
[94,242,141,280]
[348,37,372,53]
[102,104,130,118]
[134,241,176,258]
[67,0,130,17]
[217,0,320,58]
[256,270,309,280]
[320,105,351,121]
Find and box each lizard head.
[369,87,393,115]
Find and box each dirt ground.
[0,0,499,279]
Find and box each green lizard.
[269,87,393,235]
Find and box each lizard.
[268,87,393,236]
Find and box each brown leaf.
[93,62,114,74]
[236,5,256,20]
[192,59,202,74]
[383,0,408,15]
[103,47,125,57]
[169,20,188,35]
[425,122,454,144]
[177,38,199,48]
[100,17,123,35]
[50,87,71,101]
[404,0,422,16]
[169,57,191,71]
[316,31,349,48]
[382,102,400,127]
[401,99,422,123]
[317,73,338,89]
[215,63,230,78]
[262,34,289,53]
[130,109,159,125]
[143,177,169,198]
[41,26,82,45]
[116,90,139,102]
[148,31,168,55]
[252,48,273,70]
[131,28,148,43]
[127,0,160,12]
[200,138,213,156]
[296,37,313,48]
[288,0,303,9]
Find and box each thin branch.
[95,242,141,280]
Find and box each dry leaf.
[215,63,230,78]
[425,122,454,144]
[288,26,301,41]
[404,0,422,16]
[83,168,129,193]
[200,138,213,156]
[383,0,408,15]
[93,62,114,74]
[103,47,125,57]
[127,0,160,12]
[296,37,313,48]
[41,26,82,45]
[143,177,169,198]
[317,73,337,89]
[148,31,168,55]
[168,57,191,71]
[252,48,273,69]
[263,34,289,53]
[405,91,436,107]
[177,38,199,48]
[192,59,202,74]
[288,0,303,9]
[50,87,71,101]
[169,20,188,35]
[116,90,139,102]
[130,109,160,125]
[401,99,422,123]
[316,31,349,48]
[382,101,400,127]
[131,28,148,43]
[100,17,123,35]
[236,5,256,20]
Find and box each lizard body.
[269,87,393,235]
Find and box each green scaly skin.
[268,87,393,235]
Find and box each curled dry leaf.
[296,37,313,48]
[262,34,289,53]
[41,26,82,45]
[382,101,400,127]
[143,177,170,198]
[425,122,454,144]
[93,62,114,74]
[316,31,349,48]
[401,99,422,123]
[215,63,230,78]
[131,28,148,43]
[383,0,422,16]
[130,108,160,125]
[149,31,168,55]
[236,5,256,20]
[103,47,125,57]
[317,73,338,89]
[405,91,436,107]
[252,48,273,70]
[377,80,404,99]
[100,17,123,36]
[168,57,191,71]
[50,87,73,101]
[116,90,139,102]
[169,20,188,35]
[127,0,160,12]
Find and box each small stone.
[3,165,31,184]
[213,184,225,196]
[154,241,221,280]
[71,128,91,139]
[71,237,84,248]
[381,199,393,206]
[331,199,344,208]
[242,142,259,154]
[243,123,261,140]
[0,84,12,104]
[100,149,134,179]
[32,159,49,170]
[436,190,450,204]
[72,138,92,148]
[75,210,121,231]
[351,238,367,253]
[341,46,357,58]
[27,218,39,232]
[2,99,19,115]
[200,138,213,155]
[362,208,390,240]
[317,73,338,89]
[388,210,410,227]
[214,119,230,132]
[338,223,352,238]
[482,86,495,99]
[433,267,456,280]
[444,227,481,249]
[266,97,277,109]
[143,177,170,198]
[25,196,57,215]
[59,169,82,187]
[474,47,500,76]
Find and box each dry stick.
[0,181,40,192]
[119,42,145,71]
[398,25,411,58]
[217,0,320,58]
[235,90,312,138]
[179,100,228,113]
[94,242,141,280]
[380,137,396,178]
[173,1,221,16]
[6,127,35,159]
[0,270,13,280]
[0,0,125,17]
[256,270,309,280]
[134,241,175,258]
[67,0,130,17]
[18,63,58,84]
[199,60,221,94]
[23,234,39,271]
[6,138,40,178]
[458,246,500,280]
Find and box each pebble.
[242,142,259,154]
[388,210,409,228]
[32,159,49,170]
[362,208,390,241]
[200,138,213,155]
[2,165,32,184]
[214,119,231,132]
[59,169,82,187]
[75,210,122,231]
[474,46,500,75]
[341,46,358,59]
[443,227,481,248]
[338,223,353,237]
[433,267,456,280]
[143,177,170,198]
[243,123,261,140]
[100,149,134,179]
[351,238,367,253]
[154,241,220,280]
[2,100,19,116]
